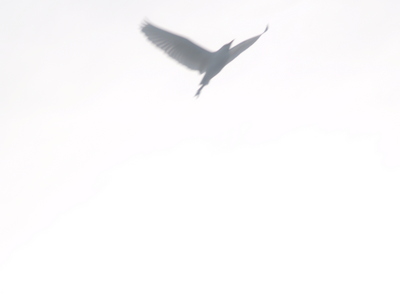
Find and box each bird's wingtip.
[263,24,269,33]
[140,18,151,30]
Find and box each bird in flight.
[141,21,268,97]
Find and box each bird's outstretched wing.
[141,21,212,74]
[227,25,268,65]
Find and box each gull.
[141,21,268,97]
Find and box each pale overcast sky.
[1,0,400,299]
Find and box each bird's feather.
[227,25,268,65]
[141,21,212,74]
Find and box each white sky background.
[1,0,400,298]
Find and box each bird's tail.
[195,85,205,98]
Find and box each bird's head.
[225,40,234,49]
[219,40,234,53]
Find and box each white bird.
[141,21,268,97]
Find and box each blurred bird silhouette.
[141,21,268,97]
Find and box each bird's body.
[141,21,268,97]
[196,42,232,96]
